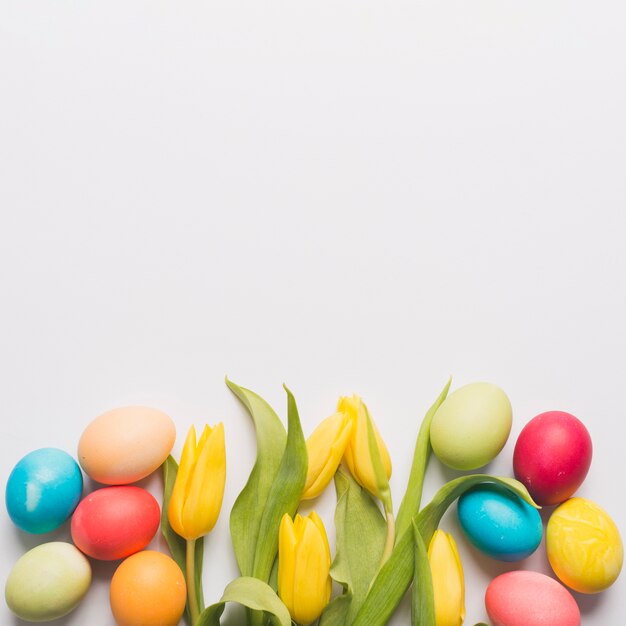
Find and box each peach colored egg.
[486,570,580,626]
[110,551,186,626]
[78,406,175,484]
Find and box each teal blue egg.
[5,448,83,534]
[457,484,542,561]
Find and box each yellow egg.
[547,497,623,593]
[78,406,176,484]
[110,551,186,626]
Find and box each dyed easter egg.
[78,406,176,484]
[547,497,623,593]
[514,411,592,505]
[457,484,542,561]
[5,542,91,621]
[5,448,83,534]
[430,383,512,470]
[110,551,186,626]
[71,486,160,560]
[485,570,580,626]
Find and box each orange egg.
[110,551,186,626]
[78,406,176,484]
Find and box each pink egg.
[513,411,592,505]
[71,486,160,560]
[486,570,580,626]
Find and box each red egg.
[71,486,160,560]
[513,411,592,506]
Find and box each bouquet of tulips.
[161,378,538,626]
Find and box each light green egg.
[430,382,512,470]
[5,542,91,622]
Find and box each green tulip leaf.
[320,469,387,626]
[417,474,538,542]
[268,556,279,592]
[252,385,308,582]
[352,475,538,626]
[411,520,435,626]
[196,577,292,626]
[226,378,287,577]
[318,594,352,626]
[395,378,451,539]
[160,456,205,622]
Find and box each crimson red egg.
[513,411,592,506]
[71,486,160,560]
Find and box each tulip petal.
[197,424,211,451]
[341,395,392,501]
[199,423,227,531]
[364,404,392,511]
[310,511,332,606]
[182,423,226,539]
[373,423,392,480]
[341,396,368,489]
[279,513,332,626]
[293,515,332,625]
[302,413,352,500]
[428,531,465,626]
[447,534,465,623]
[278,513,298,617]
[168,425,198,538]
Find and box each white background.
[1,1,625,624]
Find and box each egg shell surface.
[5,541,91,622]
[430,382,512,470]
[78,406,175,484]
[485,570,580,626]
[513,411,592,505]
[457,484,542,561]
[547,497,623,593]
[5,447,83,534]
[110,550,186,626]
[71,486,160,560]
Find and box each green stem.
[380,505,396,566]
[186,539,200,625]
[395,379,451,540]
[248,608,266,626]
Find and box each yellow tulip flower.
[278,512,332,626]
[428,530,465,626]
[168,423,226,541]
[301,411,353,500]
[339,395,392,500]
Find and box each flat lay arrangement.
[4,379,623,626]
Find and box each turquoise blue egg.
[457,484,542,561]
[5,448,83,534]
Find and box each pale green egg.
[430,382,512,470]
[5,542,91,622]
